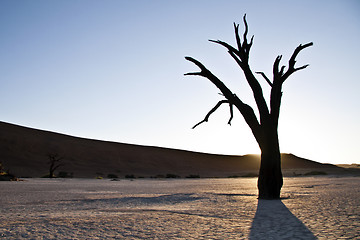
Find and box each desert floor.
[1,176,359,239]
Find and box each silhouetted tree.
[47,153,64,178]
[185,15,312,199]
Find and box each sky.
[1,0,359,164]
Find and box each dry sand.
[1,176,359,239]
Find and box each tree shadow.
[249,199,317,239]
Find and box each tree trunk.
[49,168,54,178]
[257,131,283,199]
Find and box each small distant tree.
[185,15,312,199]
[47,153,65,178]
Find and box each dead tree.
[47,153,64,178]
[185,15,312,199]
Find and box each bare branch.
[183,72,201,76]
[243,14,248,45]
[241,14,254,57]
[280,65,286,76]
[52,163,65,172]
[192,100,230,129]
[255,72,273,87]
[228,50,243,68]
[294,64,310,71]
[185,57,262,141]
[249,35,254,49]
[211,15,254,63]
[234,23,241,51]
[209,39,239,55]
[47,153,64,163]
[184,56,235,99]
[289,42,313,69]
[273,55,282,75]
[281,42,313,81]
[228,103,234,125]
[184,56,209,76]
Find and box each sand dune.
[0,121,345,178]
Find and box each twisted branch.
[192,100,233,129]
[280,42,313,82]
[184,56,234,98]
[185,55,261,139]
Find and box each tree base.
[258,178,282,200]
[257,152,283,200]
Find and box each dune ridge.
[0,121,344,178]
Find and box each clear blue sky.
[1,0,359,164]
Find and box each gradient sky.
[1,0,359,164]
